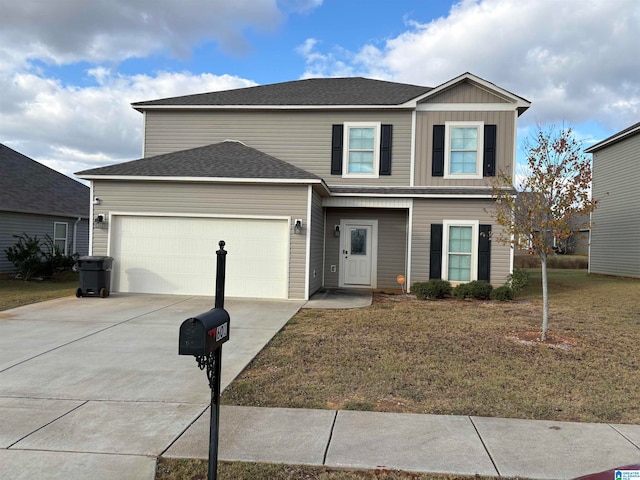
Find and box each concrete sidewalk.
[165,405,640,480]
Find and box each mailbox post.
[178,241,229,480]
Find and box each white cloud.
[0,0,294,65]
[298,0,640,131]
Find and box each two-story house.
[76,72,530,300]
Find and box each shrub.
[412,280,452,300]
[507,268,529,293]
[491,285,514,301]
[4,233,77,280]
[4,233,44,280]
[468,280,493,299]
[452,283,472,299]
[453,281,493,300]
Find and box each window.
[444,121,484,179]
[343,122,380,177]
[442,220,479,282]
[54,222,68,255]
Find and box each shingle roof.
[0,144,89,217]
[132,77,432,108]
[76,141,321,181]
[584,121,640,153]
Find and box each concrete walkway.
[164,405,640,480]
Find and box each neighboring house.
[76,72,530,300]
[585,121,640,278]
[0,144,90,274]
[513,192,590,255]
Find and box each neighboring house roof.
[0,143,89,217]
[585,121,640,153]
[76,141,323,184]
[132,77,433,108]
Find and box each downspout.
[73,217,82,255]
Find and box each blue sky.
[0,0,638,179]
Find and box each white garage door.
[110,216,289,298]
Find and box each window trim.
[342,122,381,178]
[443,121,484,180]
[442,220,479,283]
[54,222,69,255]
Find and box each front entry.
[340,220,377,287]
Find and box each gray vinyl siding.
[324,208,408,289]
[309,188,324,296]
[0,212,89,273]
[589,134,640,278]
[419,81,509,104]
[143,110,413,186]
[91,181,309,299]
[414,110,516,187]
[410,199,511,286]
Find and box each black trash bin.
[76,256,114,298]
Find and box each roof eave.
[585,124,640,153]
[132,103,417,112]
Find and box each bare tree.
[491,125,597,340]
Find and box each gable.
[419,80,510,104]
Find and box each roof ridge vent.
[222,139,247,145]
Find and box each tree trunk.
[540,254,549,341]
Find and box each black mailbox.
[179,308,230,357]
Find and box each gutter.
[73,217,82,255]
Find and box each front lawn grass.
[156,459,518,480]
[0,272,78,311]
[222,270,640,424]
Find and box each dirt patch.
[374,293,416,303]
[507,330,579,351]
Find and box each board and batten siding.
[324,208,408,289]
[410,199,511,286]
[143,110,413,187]
[0,212,89,273]
[91,181,309,299]
[590,134,640,278]
[419,81,510,104]
[309,189,324,295]
[414,110,516,187]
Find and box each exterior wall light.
[334,225,340,237]
[294,219,303,234]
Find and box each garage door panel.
[111,216,288,298]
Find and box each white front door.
[341,222,374,286]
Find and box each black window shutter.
[429,224,443,279]
[483,125,497,177]
[432,125,445,177]
[331,124,344,175]
[478,224,491,281]
[379,124,392,175]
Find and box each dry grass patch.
[222,270,640,423]
[155,459,515,480]
[0,273,78,312]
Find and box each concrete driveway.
[0,294,303,480]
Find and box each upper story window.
[54,222,68,255]
[343,122,380,177]
[444,121,484,179]
[331,123,393,178]
[432,122,496,179]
